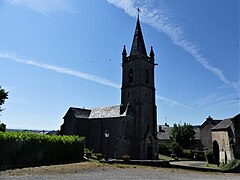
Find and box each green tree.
[0,122,6,132]
[0,86,8,132]
[0,86,8,113]
[169,123,195,149]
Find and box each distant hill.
[6,129,59,135]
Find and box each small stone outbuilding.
[211,114,240,165]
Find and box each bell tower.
[121,16,158,159]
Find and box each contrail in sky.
[107,0,238,90]
[0,51,192,110]
[156,95,193,110]
[0,52,120,89]
[5,0,74,16]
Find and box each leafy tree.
[169,123,195,149]
[0,86,8,132]
[0,86,8,113]
[0,122,6,132]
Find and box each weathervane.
[137,7,141,18]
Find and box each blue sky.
[0,0,239,130]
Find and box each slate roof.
[68,105,128,119]
[200,116,222,128]
[211,114,239,131]
[211,118,232,131]
[89,105,125,119]
[157,126,172,140]
[70,108,91,118]
[211,120,222,125]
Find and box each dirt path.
[0,161,239,180]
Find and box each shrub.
[158,142,171,156]
[0,132,85,168]
[96,153,103,160]
[182,149,193,159]
[171,141,183,157]
[204,148,215,164]
[84,148,93,158]
[192,151,205,161]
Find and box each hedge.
[0,132,85,168]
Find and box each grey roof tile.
[211,119,232,130]
[89,105,124,119]
[70,107,91,118]
[70,105,127,119]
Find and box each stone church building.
[61,16,158,160]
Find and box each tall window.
[145,69,149,84]
[128,68,133,83]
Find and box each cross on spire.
[137,7,141,18]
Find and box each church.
[60,16,158,160]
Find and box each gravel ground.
[0,162,239,180]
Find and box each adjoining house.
[200,116,222,149]
[157,124,172,145]
[157,125,203,150]
[211,114,240,165]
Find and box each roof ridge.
[90,104,120,110]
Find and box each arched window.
[145,69,149,84]
[128,68,133,83]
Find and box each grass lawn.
[159,154,174,161]
[205,163,219,169]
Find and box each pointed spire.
[122,45,127,57]
[150,46,154,59]
[130,16,147,56]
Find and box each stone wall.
[212,131,234,165]
[200,123,214,148]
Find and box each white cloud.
[107,0,238,90]
[0,52,120,89]
[6,0,74,16]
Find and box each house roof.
[211,119,232,131]
[157,126,172,140]
[211,120,222,125]
[66,105,128,119]
[157,126,200,140]
[211,114,240,131]
[200,116,222,129]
